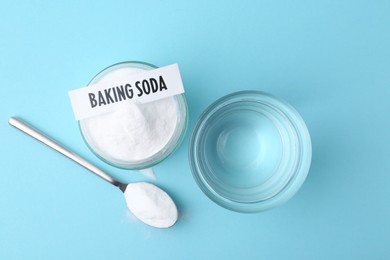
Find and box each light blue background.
[1,1,389,259]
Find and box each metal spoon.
[8,117,178,228]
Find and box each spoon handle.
[9,117,122,188]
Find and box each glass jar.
[189,91,311,212]
[79,61,188,170]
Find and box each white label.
[68,64,185,120]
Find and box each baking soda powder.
[124,182,178,228]
[81,97,178,162]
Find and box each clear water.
[190,91,312,212]
[203,108,283,189]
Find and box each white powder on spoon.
[124,182,178,228]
